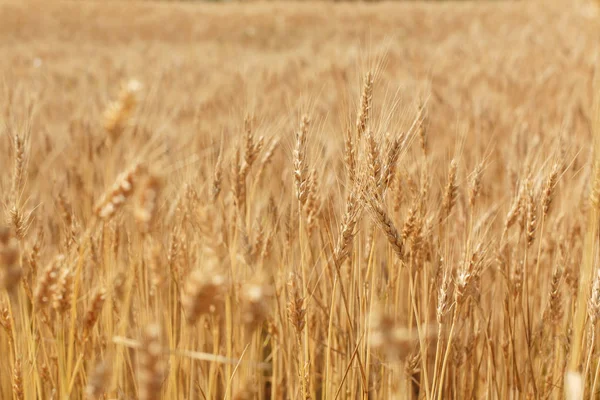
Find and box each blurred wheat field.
[1,1,600,399]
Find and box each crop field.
[1,0,600,399]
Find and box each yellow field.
[1,0,600,399]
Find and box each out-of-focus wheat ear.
[233,381,257,400]
[112,221,122,260]
[286,276,306,336]
[0,264,22,295]
[393,171,404,214]
[412,215,429,258]
[181,267,226,324]
[590,161,600,212]
[111,269,126,316]
[33,255,63,309]
[241,281,272,335]
[94,162,143,220]
[511,261,524,299]
[11,131,26,205]
[284,205,296,248]
[406,174,418,199]
[211,145,223,202]
[455,245,483,305]
[304,168,322,233]
[266,195,278,228]
[103,79,142,142]
[588,269,600,326]
[86,360,110,400]
[543,268,563,327]
[243,114,264,171]
[504,187,523,235]
[250,221,265,262]
[147,240,163,297]
[542,162,560,217]
[134,172,162,233]
[344,127,356,183]
[401,201,418,243]
[38,361,52,392]
[260,230,273,262]
[12,357,23,400]
[440,159,458,220]
[57,192,73,230]
[417,100,428,155]
[0,232,21,293]
[256,137,280,185]
[57,191,77,249]
[294,115,310,207]
[53,264,73,315]
[231,147,247,220]
[468,161,484,209]
[0,227,10,247]
[166,227,180,283]
[356,71,374,139]
[138,323,165,400]
[27,228,43,279]
[369,306,420,361]
[261,137,279,167]
[381,136,402,192]
[83,287,107,338]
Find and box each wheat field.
[1,1,600,399]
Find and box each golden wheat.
[1,1,600,399]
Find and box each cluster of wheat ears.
[1,3,600,399]
[0,69,599,399]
